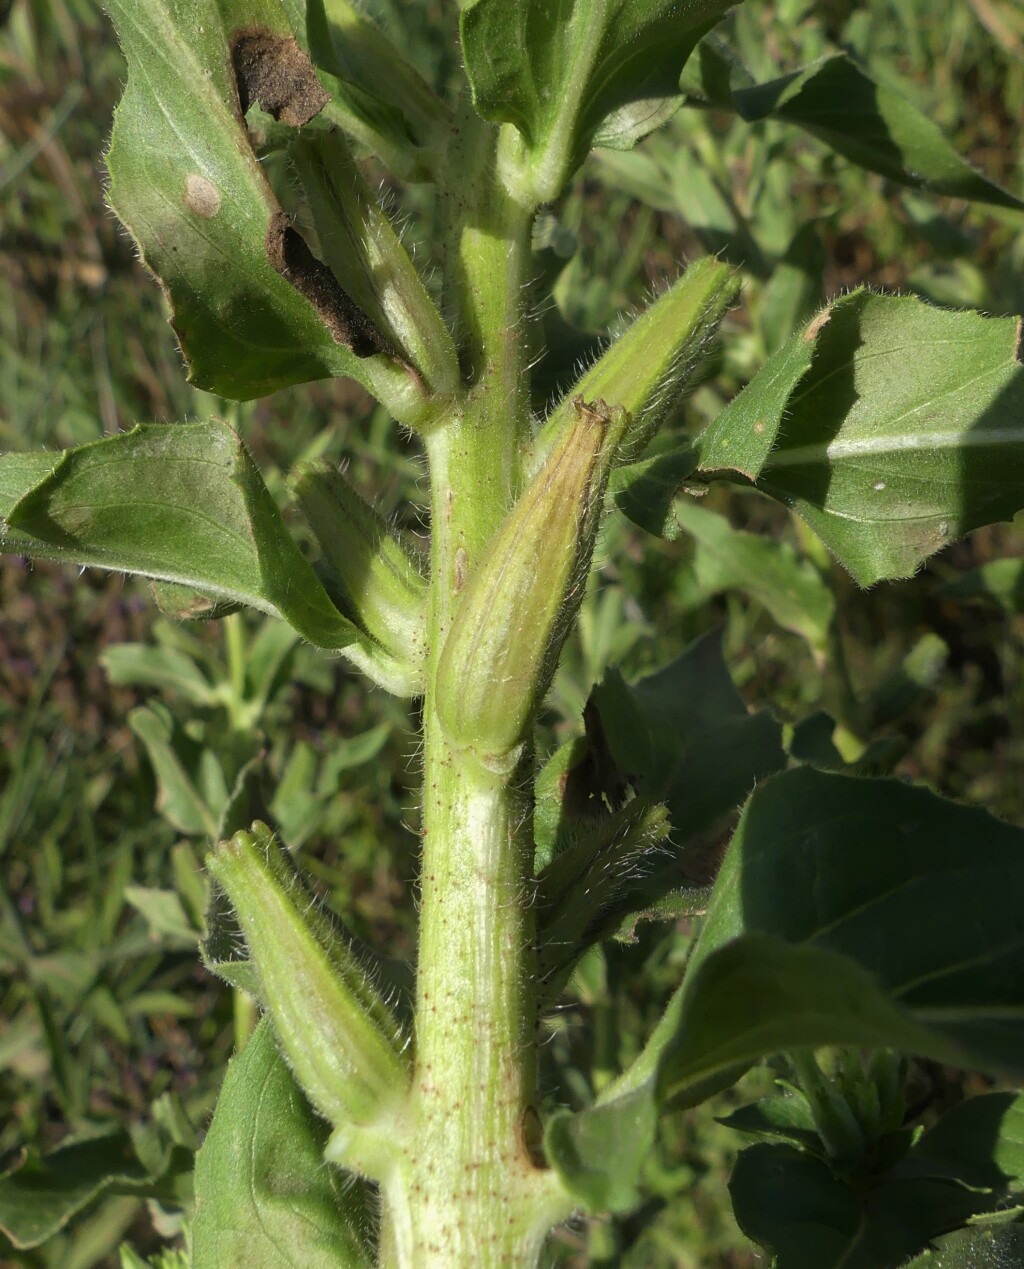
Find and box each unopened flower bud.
[207,825,409,1136]
[436,397,624,767]
[293,462,427,674]
[533,257,738,471]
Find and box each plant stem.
[223,611,247,730]
[381,116,572,1263]
[397,722,567,1261]
[388,428,570,1263]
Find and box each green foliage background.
[0,0,1021,1264]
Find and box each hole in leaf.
[231,30,330,128]
[266,212,392,358]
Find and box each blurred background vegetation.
[0,0,1021,1264]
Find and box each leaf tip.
[802,306,833,343]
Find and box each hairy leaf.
[461,0,734,200]
[546,936,972,1214]
[105,0,423,415]
[588,628,785,845]
[692,768,1024,1073]
[192,1017,374,1267]
[0,423,359,651]
[681,44,1024,210]
[546,770,1024,1213]
[698,292,1024,584]
[608,442,699,538]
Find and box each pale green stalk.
[379,111,574,1263]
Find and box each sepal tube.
[294,461,427,670]
[207,824,410,1134]
[533,257,738,470]
[436,397,624,765]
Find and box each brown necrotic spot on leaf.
[231,31,330,128]
[803,307,833,342]
[266,212,391,358]
[184,173,221,218]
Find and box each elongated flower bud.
[436,397,624,767]
[532,257,738,471]
[207,825,409,1139]
[293,462,427,671]
[292,131,459,397]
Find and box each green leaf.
[460,0,734,201]
[105,0,424,416]
[0,422,365,653]
[728,1141,1002,1269]
[730,1095,1024,1269]
[101,643,217,707]
[545,1084,658,1215]
[697,291,1024,585]
[124,886,199,947]
[673,500,834,652]
[192,1017,374,1268]
[0,452,56,515]
[0,1131,190,1251]
[757,220,825,354]
[718,1094,821,1154]
[317,724,391,787]
[245,621,302,716]
[533,630,783,992]
[867,632,948,730]
[904,1223,1024,1269]
[692,768,1024,1075]
[202,881,262,1000]
[306,0,449,162]
[729,1144,861,1268]
[938,558,1024,613]
[149,579,242,622]
[536,799,672,1001]
[908,1092,1024,1194]
[533,736,590,871]
[129,705,220,838]
[660,938,979,1109]
[546,769,1024,1214]
[546,936,968,1215]
[609,442,699,538]
[682,46,1024,211]
[786,710,906,776]
[589,628,785,844]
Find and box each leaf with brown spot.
[265,212,392,357]
[231,30,329,127]
[104,0,419,416]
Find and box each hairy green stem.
[380,114,573,1263]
